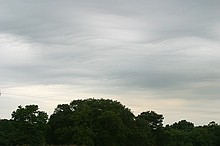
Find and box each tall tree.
[11,105,48,145]
[136,111,164,145]
[47,98,136,146]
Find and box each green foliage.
[189,127,214,146]
[9,105,48,145]
[132,115,154,145]
[163,120,220,146]
[171,120,194,132]
[164,127,190,146]
[0,119,16,145]
[136,111,164,130]
[136,111,164,145]
[1,98,220,146]
[47,98,138,146]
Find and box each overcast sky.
[1,0,220,125]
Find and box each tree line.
[0,98,220,146]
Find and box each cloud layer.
[1,0,220,125]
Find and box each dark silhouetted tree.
[47,98,138,146]
[11,105,48,145]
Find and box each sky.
[0,0,220,125]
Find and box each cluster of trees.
[1,98,220,146]
[0,105,48,145]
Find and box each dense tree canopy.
[0,105,48,146]
[47,98,136,146]
[0,119,15,145]
[163,120,220,146]
[0,98,220,146]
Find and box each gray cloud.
[1,0,220,124]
